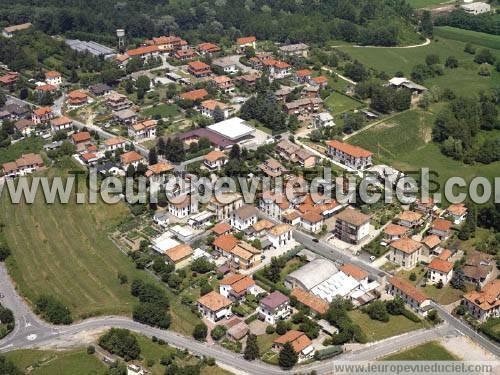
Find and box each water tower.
[116,29,125,49]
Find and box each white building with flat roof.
[207,117,255,142]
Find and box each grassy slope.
[348,310,427,342]
[383,341,459,360]
[0,164,158,320]
[4,349,106,375]
[348,107,500,200]
[324,92,363,115]
[434,26,500,50]
[0,138,44,164]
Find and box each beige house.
[197,291,232,322]
[427,257,454,285]
[165,244,193,270]
[388,238,423,269]
[387,277,431,316]
[396,211,424,228]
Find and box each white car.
[369,256,376,262]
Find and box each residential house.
[197,42,221,55]
[463,250,493,285]
[212,56,239,74]
[290,288,329,316]
[258,291,291,324]
[208,192,243,220]
[211,76,234,94]
[35,84,57,95]
[312,112,335,128]
[388,77,427,95]
[168,194,197,218]
[282,209,302,226]
[383,223,409,242]
[429,218,453,240]
[230,205,258,231]
[462,279,500,322]
[80,152,99,165]
[145,162,175,181]
[310,76,328,88]
[197,291,232,322]
[120,151,145,170]
[67,90,89,107]
[415,197,436,215]
[2,153,44,178]
[387,277,431,316]
[203,150,227,170]
[89,83,111,96]
[279,43,309,57]
[3,103,29,120]
[259,158,287,177]
[179,88,209,102]
[396,210,424,228]
[106,92,133,111]
[113,109,138,125]
[236,36,256,52]
[104,136,127,153]
[165,244,193,270]
[50,116,73,133]
[0,72,19,86]
[14,119,35,136]
[200,100,231,119]
[174,48,196,61]
[71,132,92,152]
[229,241,262,270]
[2,22,32,38]
[237,73,259,86]
[211,222,232,236]
[213,234,239,257]
[45,71,62,86]
[302,85,320,98]
[252,219,275,237]
[187,61,212,77]
[153,211,169,227]
[32,106,53,125]
[427,258,454,285]
[259,191,290,219]
[334,208,371,245]
[126,45,160,60]
[421,234,442,256]
[128,119,156,139]
[295,69,312,84]
[219,274,257,301]
[268,224,293,249]
[285,97,323,116]
[388,238,423,269]
[262,59,292,79]
[326,140,373,170]
[447,203,468,224]
[301,211,324,233]
[273,330,315,363]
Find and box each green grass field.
[434,26,500,50]
[383,341,459,360]
[407,0,451,8]
[4,349,106,375]
[0,137,44,164]
[348,107,500,200]
[0,164,160,320]
[141,103,180,119]
[325,91,364,115]
[348,310,427,342]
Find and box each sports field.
[348,108,500,199]
[434,26,500,50]
[0,164,158,320]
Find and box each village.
[0,9,499,374]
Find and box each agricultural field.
[0,138,44,164]
[434,26,500,50]
[0,163,159,320]
[348,107,500,200]
[4,349,106,375]
[383,341,459,360]
[348,310,428,342]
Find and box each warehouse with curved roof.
[284,259,338,291]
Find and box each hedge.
[314,346,343,360]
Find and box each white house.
[267,224,293,249]
[50,116,73,133]
[273,330,315,363]
[258,291,291,324]
[387,277,431,316]
[230,205,258,231]
[120,151,145,170]
[461,2,491,15]
[462,280,500,322]
[203,150,228,170]
[219,274,257,301]
[259,191,290,219]
[447,203,468,224]
[326,140,373,170]
[312,112,335,128]
[427,258,454,286]
[200,100,231,119]
[388,238,423,269]
[45,71,62,86]
[301,212,324,233]
[197,291,233,322]
[128,119,156,140]
[104,136,127,153]
[168,195,198,218]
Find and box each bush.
[455,304,466,316]
[0,244,11,261]
[210,325,227,341]
[86,345,95,355]
[365,301,389,322]
[409,272,417,281]
[130,279,169,308]
[265,325,275,334]
[34,295,72,325]
[402,308,421,323]
[276,320,289,335]
[98,328,140,361]
[133,303,171,328]
[314,346,343,360]
[193,323,208,341]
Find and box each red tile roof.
[428,258,453,274]
[237,36,256,45]
[180,88,208,101]
[389,276,428,304]
[326,140,372,158]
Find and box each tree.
[445,56,459,69]
[125,79,134,94]
[98,328,140,361]
[244,333,259,360]
[276,320,289,335]
[69,68,79,83]
[229,144,241,160]
[148,147,158,165]
[133,303,171,328]
[279,342,298,369]
[35,295,72,324]
[0,356,21,375]
[392,89,411,111]
[0,244,11,261]
[421,10,433,37]
[0,93,6,107]
[193,323,208,341]
[409,272,417,281]
[425,54,440,66]
[370,86,393,113]
[265,257,282,283]
[474,49,495,65]
[451,268,465,290]
[210,325,227,341]
[200,282,213,296]
[365,301,389,322]
[126,164,135,178]
[19,87,29,100]
[136,75,151,92]
[386,297,405,315]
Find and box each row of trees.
[435,9,499,36]
[130,279,172,329]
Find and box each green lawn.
[324,91,363,115]
[0,137,44,164]
[348,310,427,342]
[141,104,180,119]
[4,349,106,375]
[0,165,159,320]
[434,26,500,50]
[407,0,451,7]
[383,341,459,360]
[348,107,500,201]
[257,333,278,354]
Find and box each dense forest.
[0,0,419,46]
[434,9,500,36]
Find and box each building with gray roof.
[285,258,338,291]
